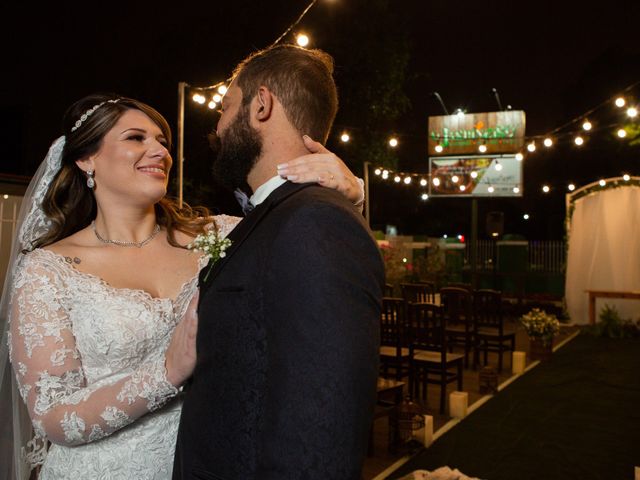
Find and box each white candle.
[512,351,526,374]
[449,391,468,419]
[415,414,434,447]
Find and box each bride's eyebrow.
[120,128,147,134]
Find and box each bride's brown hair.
[32,93,212,250]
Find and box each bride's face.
[82,109,173,207]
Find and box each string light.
[543,138,553,147]
[515,153,524,161]
[340,132,350,142]
[574,136,584,146]
[470,171,478,179]
[568,183,576,191]
[582,120,592,131]
[432,178,441,187]
[615,97,626,107]
[527,142,536,152]
[523,214,530,220]
[459,185,466,191]
[296,33,310,47]
[494,161,503,171]
[389,137,399,148]
[374,168,381,175]
[513,186,520,194]
[435,144,444,153]
[421,193,429,200]
[217,85,227,95]
[627,107,638,118]
[599,179,606,187]
[623,174,631,181]
[487,186,495,193]
[394,175,401,183]
[404,177,412,185]
[419,178,427,186]
[451,175,459,183]
[207,101,216,109]
[478,144,487,153]
[212,93,222,103]
[617,128,627,138]
[542,185,550,193]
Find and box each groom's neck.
[247,136,308,192]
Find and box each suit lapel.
[198,181,314,293]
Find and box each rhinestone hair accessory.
[71,99,121,132]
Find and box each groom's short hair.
[232,44,338,143]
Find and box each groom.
[173,45,384,479]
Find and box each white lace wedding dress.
[7,215,240,480]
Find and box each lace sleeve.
[8,257,178,446]
[209,214,242,239]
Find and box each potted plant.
[520,308,560,361]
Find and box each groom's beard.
[212,107,262,190]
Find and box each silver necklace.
[92,221,161,248]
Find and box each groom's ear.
[254,86,273,121]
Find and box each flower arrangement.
[188,229,232,282]
[520,308,560,346]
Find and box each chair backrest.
[440,287,474,330]
[446,282,472,291]
[380,297,407,348]
[384,283,395,297]
[409,302,447,353]
[473,289,503,331]
[400,282,436,304]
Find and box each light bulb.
[574,136,584,146]
[420,179,427,186]
[394,176,401,183]
[421,193,429,200]
[515,153,524,161]
[617,128,627,138]
[582,121,592,131]
[478,144,487,153]
[451,175,459,183]
[542,185,550,193]
[433,178,441,187]
[627,107,638,118]
[340,133,350,143]
[623,174,631,181]
[374,168,381,176]
[435,144,444,153]
[615,97,626,108]
[527,142,536,152]
[599,179,606,187]
[568,183,576,191]
[296,34,310,47]
[404,177,412,185]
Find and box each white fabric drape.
[565,185,640,324]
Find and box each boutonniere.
[188,229,233,282]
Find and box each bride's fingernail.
[287,175,298,181]
[277,163,288,170]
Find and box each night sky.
[1,0,639,239]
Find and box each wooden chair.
[408,302,464,414]
[474,289,516,373]
[441,287,478,369]
[384,283,395,297]
[379,297,410,380]
[400,282,437,304]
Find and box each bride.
[0,93,365,479]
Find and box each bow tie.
[234,188,255,215]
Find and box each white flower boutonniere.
[188,229,232,282]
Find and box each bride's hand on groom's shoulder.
[276,135,365,205]
[165,290,199,387]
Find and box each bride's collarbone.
[44,242,199,298]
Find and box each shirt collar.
[249,175,288,207]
